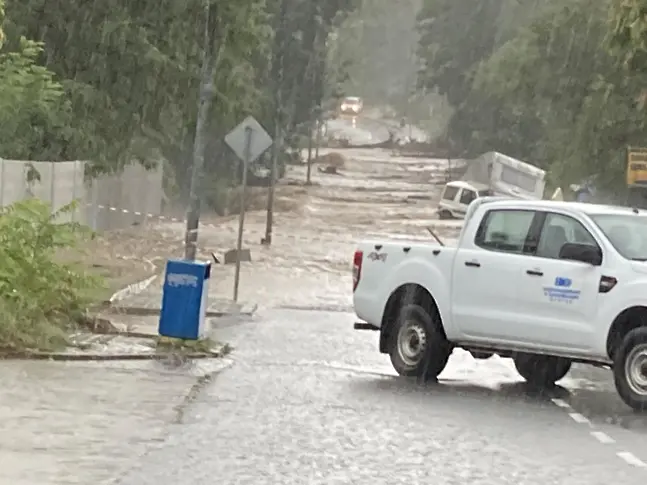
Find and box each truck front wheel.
[613,327,647,411]
[438,209,452,220]
[514,354,571,387]
[389,303,452,380]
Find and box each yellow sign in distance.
[627,146,647,186]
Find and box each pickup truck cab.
[352,198,647,411]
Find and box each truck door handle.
[526,270,543,276]
[464,261,480,268]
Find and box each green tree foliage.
[0,199,102,351]
[0,0,4,48]
[0,37,77,160]
[0,0,357,189]
[329,0,422,105]
[415,0,647,193]
[417,0,504,108]
[3,0,273,172]
[608,0,647,69]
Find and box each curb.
[0,346,230,362]
[173,359,234,424]
[101,306,257,318]
[109,274,158,303]
[100,358,234,485]
[105,274,258,317]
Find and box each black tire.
[388,303,452,380]
[613,327,647,412]
[513,354,571,387]
[438,210,452,220]
[469,350,494,360]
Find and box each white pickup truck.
[353,198,647,411]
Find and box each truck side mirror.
[559,243,602,266]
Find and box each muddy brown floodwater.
[155,147,463,310]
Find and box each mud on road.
[74,147,458,309]
[153,148,460,309]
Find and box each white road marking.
[551,398,571,409]
[591,431,615,444]
[568,412,590,424]
[617,451,647,467]
[549,399,646,470]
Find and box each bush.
[0,199,103,351]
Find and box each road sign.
[225,116,273,165]
[224,116,273,303]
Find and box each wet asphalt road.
[118,309,647,484]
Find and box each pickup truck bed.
[353,239,455,333]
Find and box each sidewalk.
[0,357,229,485]
[0,268,237,485]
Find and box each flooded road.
[117,142,647,482]
[118,310,647,484]
[152,146,463,309]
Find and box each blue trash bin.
[158,259,211,340]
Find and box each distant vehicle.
[437,180,492,219]
[442,152,546,208]
[463,151,546,201]
[340,96,363,115]
[352,197,647,411]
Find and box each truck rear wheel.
[613,327,647,411]
[389,303,451,380]
[438,209,452,220]
[514,354,571,387]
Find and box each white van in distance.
[437,180,492,220]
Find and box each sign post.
[224,116,273,301]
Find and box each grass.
[60,227,176,304]
[0,302,70,352]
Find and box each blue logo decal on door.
[544,276,579,303]
[554,277,572,287]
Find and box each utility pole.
[184,1,217,260]
[264,120,281,245]
[315,118,321,160]
[263,0,287,245]
[306,8,327,186]
[306,117,314,184]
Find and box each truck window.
[459,189,476,205]
[591,213,647,260]
[442,186,459,201]
[475,209,535,253]
[536,213,598,259]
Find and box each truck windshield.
[590,213,647,260]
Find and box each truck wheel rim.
[397,320,427,367]
[625,344,647,396]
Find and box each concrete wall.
[0,159,163,231]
